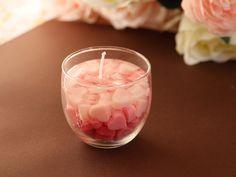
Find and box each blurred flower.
[82,0,139,8]
[182,0,236,35]
[58,0,100,23]
[68,0,182,32]
[176,15,236,65]
[0,0,64,44]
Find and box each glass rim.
[61,46,151,89]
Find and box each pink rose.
[182,0,236,35]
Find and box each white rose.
[176,15,236,65]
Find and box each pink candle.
[61,47,151,148]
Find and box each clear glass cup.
[61,46,152,149]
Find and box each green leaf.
[158,0,182,9]
[221,37,231,44]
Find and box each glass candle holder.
[61,46,152,149]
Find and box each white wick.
[99,51,106,79]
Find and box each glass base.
[77,121,145,149]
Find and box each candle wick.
[99,51,106,79]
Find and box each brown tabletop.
[0,21,236,177]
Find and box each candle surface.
[67,59,146,86]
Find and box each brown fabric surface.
[0,21,236,177]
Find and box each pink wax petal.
[82,93,99,105]
[99,92,112,104]
[128,117,141,129]
[95,125,116,141]
[111,72,124,80]
[128,84,147,100]
[88,87,104,94]
[80,121,95,137]
[78,104,91,121]
[103,61,118,76]
[63,77,76,90]
[66,86,88,106]
[127,70,144,81]
[64,66,87,89]
[83,75,98,84]
[88,118,103,129]
[107,110,127,130]
[112,80,126,85]
[138,78,149,89]
[80,121,93,132]
[112,88,132,109]
[135,99,148,117]
[68,64,87,77]
[104,68,116,76]
[119,63,138,75]
[123,105,136,122]
[65,105,79,128]
[85,60,99,75]
[89,104,111,122]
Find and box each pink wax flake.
[118,62,138,75]
[95,125,116,141]
[89,103,111,122]
[85,60,99,75]
[112,88,132,109]
[135,99,148,117]
[82,93,99,105]
[83,75,98,84]
[112,72,124,80]
[65,105,79,128]
[123,105,136,122]
[82,129,95,138]
[88,118,103,129]
[80,121,94,135]
[128,117,141,129]
[107,110,127,130]
[78,104,90,121]
[80,119,102,137]
[127,69,144,81]
[99,92,112,104]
